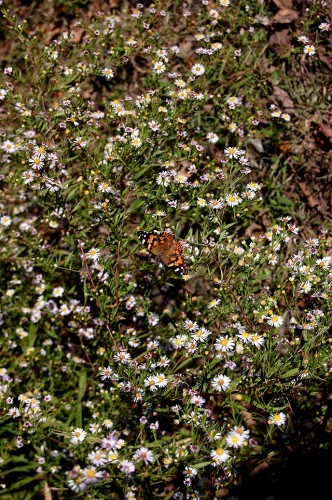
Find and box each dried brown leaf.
[299,182,327,214]
[71,27,85,43]
[272,8,298,24]
[271,86,296,113]
[244,223,264,239]
[247,138,264,153]
[271,0,294,8]
[268,29,292,53]
[319,124,332,142]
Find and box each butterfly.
[137,230,188,275]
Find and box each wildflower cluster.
[0,1,331,498]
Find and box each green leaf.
[280,368,300,379]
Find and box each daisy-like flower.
[0,88,8,99]
[89,423,101,434]
[86,248,100,261]
[226,432,246,449]
[225,193,242,207]
[120,460,135,476]
[226,96,241,108]
[103,419,113,429]
[298,35,309,43]
[8,407,21,418]
[144,376,159,391]
[247,182,261,191]
[210,447,230,464]
[316,256,331,270]
[211,374,232,392]
[209,198,223,209]
[100,366,116,380]
[52,286,64,297]
[157,356,171,368]
[29,156,44,169]
[171,335,188,349]
[67,476,87,492]
[319,22,330,31]
[112,102,126,116]
[21,168,34,183]
[304,45,316,56]
[214,335,235,353]
[224,146,241,159]
[133,447,154,465]
[300,281,312,294]
[175,173,188,184]
[0,215,12,227]
[102,68,114,79]
[177,88,188,99]
[131,136,142,148]
[88,449,107,466]
[191,63,205,76]
[206,132,219,143]
[197,197,207,207]
[2,140,15,153]
[184,466,198,477]
[211,42,223,51]
[191,327,211,343]
[267,314,283,327]
[268,412,287,427]
[185,339,198,353]
[232,425,250,440]
[148,120,160,131]
[250,333,265,348]
[234,245,245,255]
[153,61,166,74]
[207,298,221,309]
[183,320,199,332]
[98,181,114,193]
[70,428,87,444]
[155,373,168,388]
[190,395,206,407]
[81,466,103,484]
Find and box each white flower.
[318,22,330,31]
[0,216,12,227]
[250,334,265,348]
[226,432,246,448]
[153,61,166,74]
[133,447,154,465]
[70,428,87,444]
[304,45,316,56]
[82,466,103,484]
[267,314,283,327]
[210,447,230,464]
[225,193,242,207]
[211,374,232,392]
[268,412,287,426]
[224,146,241,158]
[206,132,219,143]
[191,63,205,76]
[0,88,8,100]
[52,286,64,297]
[131,136,142,148]
[214,335,235,352]
[102,68,114,79]
[300,282,312,294]
[86,248,100,261]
